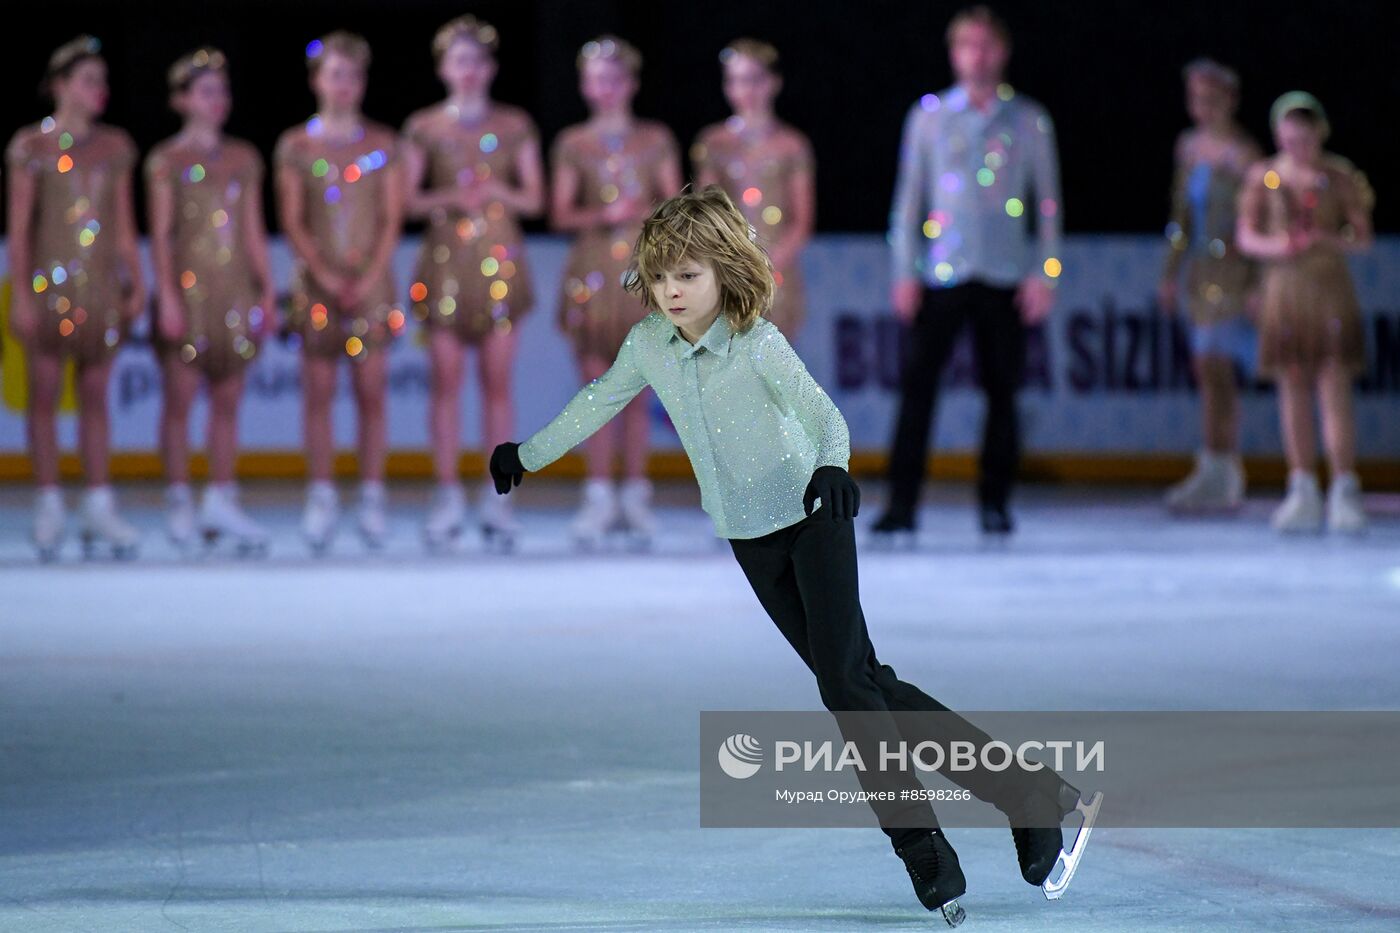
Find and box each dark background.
[3,0,1395,235]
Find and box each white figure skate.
[617,477,656,550]
[477,479,520,552]
[1165,450,1245,512]
[302,481,340,555]
[570,478,619,550]
[200,483,270,555]
[1271,470,1323,533]
[165,483,197,549]
[357,480,389,550]
[423,483,466,552]
[1326,471,1367,535]
[78,486,140,560]
[32,486,66,562]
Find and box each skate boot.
[569,478,619,550]
[617,477,656,550]
[869,507,916,550]
[357,480,389,550]
[200,483,269,555]
[979,503,1015,536]
[165,483,197,549]
[893,828,966,926]
[78,486,140,560]
[1004,776,1103,900]
[32,486,66,562]
[1326,471,1367,535]
[1271,469,1323,534]
[301,480,339,555]
[1165,449,1244,512]
[423,483,466,551]
[477,479,520,552]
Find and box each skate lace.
[899,833,942,882]
[1010,825,1034,865]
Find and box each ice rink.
[4,479,1400,932]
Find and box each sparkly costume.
[274,117,402,360]
[145,136,266,380]
[5,120,137,364]
[1162,133,1257,325]
[551,121,679,359]
[882,84,1062,520]
[692,119,814,334]
[518,311,846,539]
[1238,155,1371,379]
[888,84,1062,288]
[403,103,538,343]
[512,306,1060,854]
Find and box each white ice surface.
[3,480,1399,931]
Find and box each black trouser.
[729,511,1043,842]
[885,282,1025,517]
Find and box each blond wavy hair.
[624,185,774,333]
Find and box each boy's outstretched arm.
[753,326,859,519]
[490,325,649,495]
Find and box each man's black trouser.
[884,282,1025,517]
[729,510,1051,841]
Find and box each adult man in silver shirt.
[876,5,1063,536]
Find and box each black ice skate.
[1005,776,1102,900]
[893,828,967,926]
[869,509,917,550]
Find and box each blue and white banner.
[2,234,1398,457]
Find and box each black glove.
[803,465,860,520]
[489,442,526,495]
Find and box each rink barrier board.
[4,233,1399,471]
[3,449,1399,490]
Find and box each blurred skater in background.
[146,47,276,554]
[401,15,545,552]
[549,35,681,549]
[275,31,404,553]
[692,37,815,338]
[6,35,146,560]
[874,6,1061,541]
[1157,59,1261,514]
[1236,92,1374,534]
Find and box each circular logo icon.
[718,733,763,779]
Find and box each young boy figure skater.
[490,187,1097,922]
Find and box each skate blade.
[939,898,966,926]
[424,528,461,553]
[1042,790,1102,900]
[617,529,653,552]
[868,529,916,550]
[481,526,518,552]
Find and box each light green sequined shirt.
[518,311,851,539]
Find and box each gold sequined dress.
[552,120,678,359]
[274,118,402,360]
[1238,155,1371,378]
[5,121,137,363]
[692,119,814,335]
[403,104,537,344]
[145,136,266,380]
